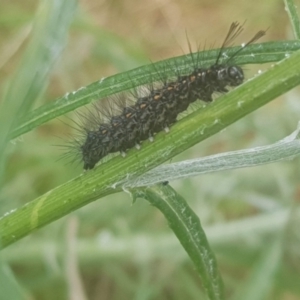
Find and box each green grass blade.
[0,263,28,300]
[0,0,77,180]
[231,236,282,300]
[8,40,300,140]
[1,47,300,250]
[126,124,300,187]
[133,184,225,300]
[284,0,300,39]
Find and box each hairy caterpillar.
[66,22,266,170]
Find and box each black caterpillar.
[69,22,266,170]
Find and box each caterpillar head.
[216,65,244,87]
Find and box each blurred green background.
[1,0,300,299]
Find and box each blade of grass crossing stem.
[284,0,300,39]
[0,0,77,183]
[8,40,300,140]
[132,184,225,300]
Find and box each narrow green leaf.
[0,263,27,300]
[9,40,300,140]
[284,0,300,39]
[0,0,77,181]
[231,236,282,300]
[133,184,224,300]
